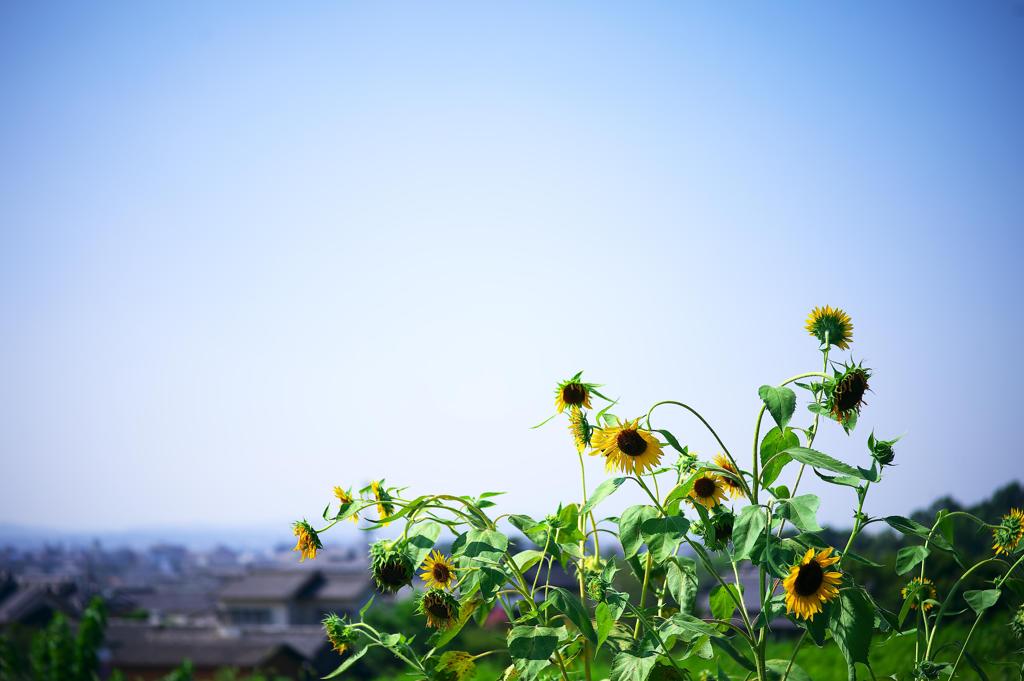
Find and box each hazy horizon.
[2,2,1022,533]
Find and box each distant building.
[103,621,330,681]
[0,574,81,628]
[218,569,372,626]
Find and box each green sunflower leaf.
[884,516,953,551]
[827,587,874,665]
[775,495,823,533]
[639,514,690,562]
[659,613,722,641]
[964,588,1001,615]
[653,428,686,455]
[595,602,615,652]
[619,505,659,559]
[510,549,545,573]
[781,447,869,479]
[581,477,627,516]
[760,427,798,487]
[758,385,797,430]
[507,625,568,681]
[709,583,742,621]
[547,587,597,645]
[665,557,699,614]
[406,522,442,570]
[765,660,812,681]
[609,646,659,681]
[457,529,508,562]
[731,505,768,561]
[895,545,930,575]
[323,647,368,679]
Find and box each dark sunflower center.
[562,383,587,406]
[794,560,824,596]
[693,477,716,498]
[425,599,451,619]
[379,559,409,586]
[616,429,648,457]
[432,564,451,583]
[836,371,868,411]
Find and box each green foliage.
[295,308,1024,681]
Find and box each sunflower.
[418,588,460,629]
[688,472,727,510]
[292,520,322,562]
[568,407,592,453]
[333,486,359,524]
[783,547,842,621]
[589,419,664,474]
[993,508,1024,556]
[805,305,853,350]
[370,541,414,593]
[829,361,871,424]
[371,480,395,526]
[712,454,745,499]
[420,550,457,590]
[554,372,596,413]
[322,613,357,656]
[901,577,938,612]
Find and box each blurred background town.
[2,482,1021,680]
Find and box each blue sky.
[1,2,1022,538]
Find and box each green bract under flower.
[418,588,460,629]
[370,541,414,593]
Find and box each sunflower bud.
[868,432,898,467]
[369,541,414,593]
[322,613,357,656]
[1010,605,1024,640]
[585,574,610,603]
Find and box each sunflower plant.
[294,307,1024,681]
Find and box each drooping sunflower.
[712,453,746,499]
[993,508,1024,556]
[418,587,460,629]
[805,305,853,350]
[371,480,395,526]
[370,541,414,593]
[688,472,727,510]
[322,613,357,656]
[589,418,664,474]
[292,520,322,562]
[695,507,735,551]
[568,407,592,453]
[420,550,457,590]
[829,361,871,424]
[333,486,359,524]
[554,372,596,413]
[901,577,938,612]
[783,547,843,621]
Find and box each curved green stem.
[646,400,752,499]
[949,553,1024,677]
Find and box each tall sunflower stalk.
[291,307,1021,681]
